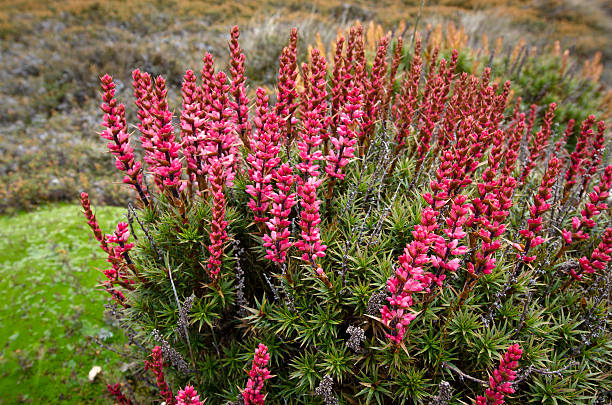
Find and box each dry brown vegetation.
[0,0,609,213]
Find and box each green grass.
[0,204,125,403]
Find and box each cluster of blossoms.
[245,89,282,224]
[81,192,134,304]
[175,386,204,405]
[262,163,297,264]
[325,86,363,181]
[562,164,612,247]
[475,344,523,405]
[563,115,599,200]
[207,158,228,281]
[520,103,556,182]
[144,346,175,405]
[106,383,131,405]
[242,344,272,405]
[515,157,562,263]
[380,207,439,344]
[575,228,612,280]
[99,74,149,205]
[228,25,251,148]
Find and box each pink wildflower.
[207,158,228,281]
[229,25,251,148]
[475,344,522,405]
[99,74,149,205]
[176,385,204,405]
[325,86,363,180]
[242,344,272,405]
[573,228,612,280]
[205,71,238,187]
[246,88,282,224]
[521,103,556,182]
[562,164,612,245]
[263,164,297,264]
[145,346,175,405]
[107,383,132,405]
[275,28,299,145]
[149,76,183,194]
[517,157,561,263]
[381,207,439,344]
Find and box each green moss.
[0,204,124,403]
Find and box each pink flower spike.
[229,25,252,148]
[246,88,282,224]
[99,74,149,205]
[242,344,272,405]
[145,346,175,405]
[474,343,522,405]
[206,158,228,281]
[176,385,204,405]
[263,164,297,264]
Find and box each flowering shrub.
[82,24,611,404]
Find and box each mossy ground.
[0,204,124,403]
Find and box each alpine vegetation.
[82,24,611,404]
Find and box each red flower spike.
[475,344,522,405]
[562,164,612,246]
[207,158,228,281]
[326,86,363,180]
[147,76,183,194]
[107,383,132,405]
[263,164,297,264]
[516,157,561,262]
[203,71,239,187]
[176,385,204,405]
[521,103,557,182]
[275,28,299,145]
[145,346,175,405]
[564,115,596,198]
[180,69,207,189]
[99,74,149,204]
[381,207,439,344]
[229,26,252,149]
[246,88,282,224]
[242,344,272,405]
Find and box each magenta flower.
[242,344,272,405]
[145,346,175,405]
[475,343,522,405]
[180,69,207,190]
[263,163,296,264]
[521,102,556,182]
[107,383,131,405]
[564,115,596,199]
[429,194,470,284]
[81,192,108,252]
[275,28,299,145]
[381,207,439,344]
[246,88,282,224]
[361,35,389,141]
[99,74,149,205]
[562,164,612,245]
[295,177,329,284]
[148,76,183,194]
[207,158,228,281]
[229,25,251,148]
[325,86,363,180]
[204,71,238,187]
[574,227,612,280]
[393,35,421,151]
[175,385,204,405]
[516,157,561,263]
